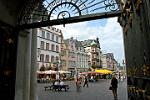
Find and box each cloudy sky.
[55,17,125,65]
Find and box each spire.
[96,37,100,49]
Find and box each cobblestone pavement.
[37,79,128,100]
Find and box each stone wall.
[118,0,150,99]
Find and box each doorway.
[0,28,17,100]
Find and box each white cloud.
[55,17,125,64]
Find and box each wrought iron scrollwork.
[104,0,119,11]
[48,2,82,20]
[17,0,121,25]
[47,0,119,20]
[57,11,71,19]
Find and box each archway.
[0,0,150,100]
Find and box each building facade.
[101,53,118,71]
[63,37,77,73]
[37,26,63,71]
[75,40,90,72]
[82,38,102,69]
[61,37,90,74]
[60,38,69,71]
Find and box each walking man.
[83,76,88,88]
[111,76,118,100]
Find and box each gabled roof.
[81,39,100,48]
[90,40,97,46]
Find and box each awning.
[79,71,100,75]
[37,71,45,74]
[95,69,112,74]
[37,70,71,74]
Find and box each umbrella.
[95,69,112,74]
[59,70,71,74]
[37,71,45,74]
[79,71,100,75]
[44,70,57,74]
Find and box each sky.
[54,17,125,65]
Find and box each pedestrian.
[54,80,59,85]
[111,76,118,100]
[59,80,65,91]
[76,78,81,92]
[83,76,88,88]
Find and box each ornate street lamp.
[54,61,59,80]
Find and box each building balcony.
[91,51,99,54]
[92,58,99,61]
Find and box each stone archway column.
[30,28,38,100]
[15,30,32,100]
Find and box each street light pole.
[74,66,78,81]
[56,62,59,80]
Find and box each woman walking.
[111,76,118,100]
[76,78,82,92]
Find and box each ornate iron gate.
[17,0,121,30]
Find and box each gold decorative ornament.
[143,64,149,76]
[7,38,14,44]
[136,0,142,10]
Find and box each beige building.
[60,37,69,71]
[82,38,102,69]
[61,37,76,73]
[61,37,90,73]
[101,53,118,71]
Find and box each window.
[45,55,49,62]
[56,36,59,42]
[62,60,66,66]
[93,62,96,65]
[40,41,44,49]
[51,56,54,62]
[51,44,55,51]
[46,43,49,50]
[40,54,44,62]
[52,33,54,41]
[47,32,50,39]
[71,45,73,49]
[92,48,96,52]
[61,51,66,56]
[56,56,59,61]
[42,30,45,38]
[51,27,55,31]
[56,45,59,52]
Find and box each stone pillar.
[30,28,38,100]
[15,30,32,100]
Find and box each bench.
[51,85,69,91]
[44,85,69,91]
[44,86,53,91]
